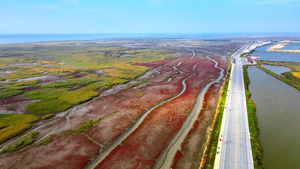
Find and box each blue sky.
[0,0,299,34]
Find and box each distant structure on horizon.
[280,40,300,43]
[242,41,271,54]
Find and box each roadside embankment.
[243,66,264,169]
[199,60,231,169]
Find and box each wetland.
[0,38,240,168]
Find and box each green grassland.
[60,118,101,136]
[41,114,55,120]
[0,41,185,111]
[0,89,24,98]
[0,40,241,155]
[0,131,38,153]
[36,136,51,146]
[0,114,39,143]
[0,40,188,145]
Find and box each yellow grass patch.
[30,66,76,74]
[292,72,300,78]
[0,114,40,143]
[37,61,56,65]
[59,88,99,104]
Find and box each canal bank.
[243,66,264,169]
[248,67,300,169]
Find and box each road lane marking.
[213,45,254,169]
[235,58,239,169]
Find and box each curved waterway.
[154,55,224,169]
[248,67,300,169]
[85,51,198,168]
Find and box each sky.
[0,0,300,34]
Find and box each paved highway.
[214,45,254,169]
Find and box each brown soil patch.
[0,95,36,114]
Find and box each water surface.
[251,51,300,62]
[248,67,300,169]
[0,34,165,44]
[282,44,300,50]
[263,65,291,75]
[255,44,272,51]
[17,76,48,82]
[0,33,227,44]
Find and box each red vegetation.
[0,50,229,169]
[95,53,226,169]
[135,58,175,69]
[171,151,184,169]
[171,82,224,168]
[0,134,99,169]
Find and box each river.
[248,67,300,169]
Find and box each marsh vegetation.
[0,39,241,168]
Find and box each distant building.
[246,56,254,63]
[242,41,271,54]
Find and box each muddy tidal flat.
[0,39,241,168]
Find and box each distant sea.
[0,33,231,45]
[0,34,151,44]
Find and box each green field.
[0,41,186,114]
[0,40,187,145]
[0,114,39,143]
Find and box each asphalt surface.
[216,45,254,169]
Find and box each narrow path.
[85,51,197,169]
[85,134,104,151]
[153,55,224,169]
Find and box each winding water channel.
[85,51,198,168]
[248,67,300,169]
[154,55,224,169]
[86,51,225,168]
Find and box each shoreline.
[267,43,300,54]
[243,65,264,168]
